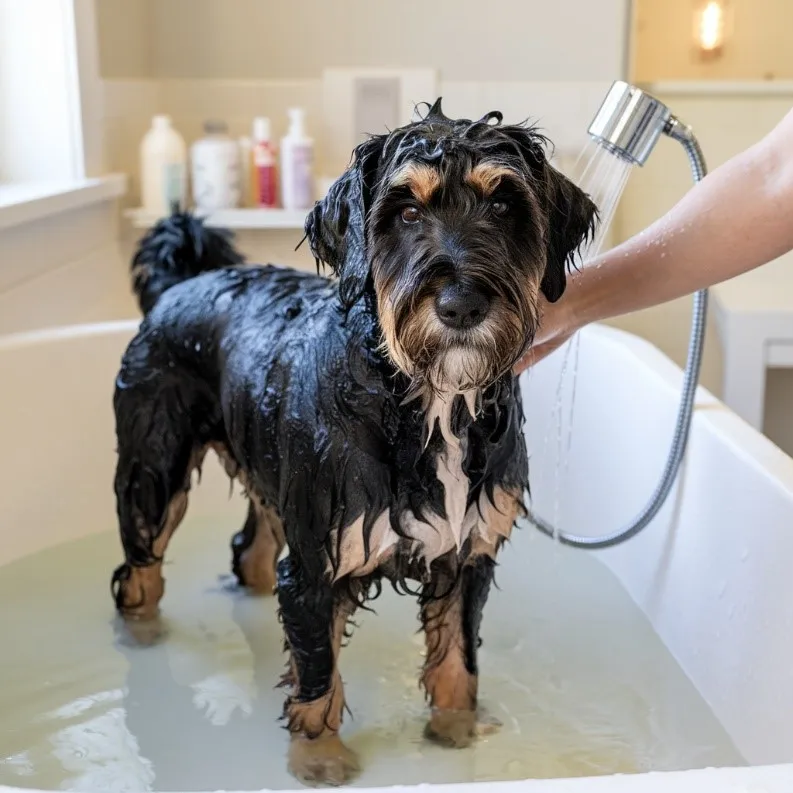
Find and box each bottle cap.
[152,115,172,129]
[287,108,306,137]
[253,117,271,142]
[203,119,229,135]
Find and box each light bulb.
[696,0,727,53]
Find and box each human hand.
[513,295,577,375]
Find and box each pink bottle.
[251,117,278,208]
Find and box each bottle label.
[253,143,277,208]
[288,145,314,209]
[254,145,275,168]
[163,162,184,211]
[191,142,242,211]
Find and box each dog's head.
[305,98,597,394]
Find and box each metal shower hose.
[528,120,709,549]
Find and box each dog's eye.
[401,206,421,224]
[491,200,510,216]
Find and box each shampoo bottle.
[280,108,314,210]
[190,120,243,212]
[238,135,253,208]
[140,115,187,216]
[251,117,278,208]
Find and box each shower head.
[587,81,672,166]
[528,82,709,551]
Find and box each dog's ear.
[539,164,598,303]
[304,135,385,307]
[501,125,598,303]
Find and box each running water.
[568,139,634,264]
[536,142,635,536]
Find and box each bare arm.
[516,106,793,371]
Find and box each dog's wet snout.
[434,283,491,330]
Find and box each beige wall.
[95,0,152,79]
[634,0,793,82]
[98,0,629,81]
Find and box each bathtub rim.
[2,763,793,793]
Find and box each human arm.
[516,106,793,371]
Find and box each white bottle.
[140,115,187,216]
[280,108,314,210]
[190,120,242,212]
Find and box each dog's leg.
[112,458,198,626]
[112,490,192,634]
[277,554,359,786]
[111,386,205,628]
[420,557,495,748]
[420,488,520,747]
[231,498,285,595]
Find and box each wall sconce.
[694,0,730,58]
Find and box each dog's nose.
[434,283,491,330]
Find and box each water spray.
[528,80,709,549]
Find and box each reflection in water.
[0,519,744,791]
[49,704,154,793]
[117,592,292,791]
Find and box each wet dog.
[110,99,597,786]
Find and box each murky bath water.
[0,517,743,791]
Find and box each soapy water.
[0,513,743,792]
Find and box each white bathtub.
[1,320,793,793]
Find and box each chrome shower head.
[587,81,672,166]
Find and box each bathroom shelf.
[125,207,309,230]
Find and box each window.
[0,0,123,227]
[0,0,87,183]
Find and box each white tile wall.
[320,68,438,175]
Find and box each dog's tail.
[131,210,245,314]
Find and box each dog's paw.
[288,734,360,787]
[425,708,502,748]
[425,708,477,748]
[474,707,503,736]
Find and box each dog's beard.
[379,294,534,396]
[430,346,490,393]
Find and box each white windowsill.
[0,174,127,231]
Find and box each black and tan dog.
[111,99,597,786]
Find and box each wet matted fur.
[110,99,597,786]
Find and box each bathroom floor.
[0,510,743,792]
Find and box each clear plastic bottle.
[190,120,242,212]
[140,115,187,216]
[280,108,314,210]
